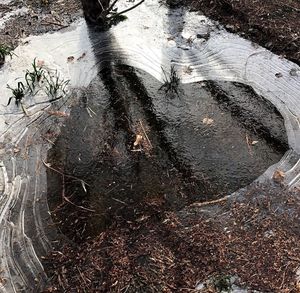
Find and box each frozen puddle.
[0,0,299,291]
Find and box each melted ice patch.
[0,19,97,141]
[106,0,300,187]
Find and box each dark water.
[46,65,287,240]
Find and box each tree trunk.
[81,0,110,23]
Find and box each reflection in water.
[46,0,288,241]
[47,63,287,241]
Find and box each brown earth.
[1,0,299,292]
[182,0,300,65]
[0,0,81,50]
[43,185,300,292]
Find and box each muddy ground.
[179,0,300,65]
[44,185,300,292]
[0,0,81,49]
[1,0,300,292]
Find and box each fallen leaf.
[203,117,214,125]
[37,60,45,67]
[273,169,285,183]
[290,68,298,77]
[251,140,259,145]
[133,134,143,146]
[183,66,193,75]
[13,148,20,153]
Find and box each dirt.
[43,185,300,292]
[1,0,299,292]
[0,0,81,50]
[177,0,300,65]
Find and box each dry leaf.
[67,56,75,63]
[183,66,193,75]
[13,148,20,153]
[203,117,214,125]
[133,134,143,146]
[273,169,285,183]
[251,140,259,145]
[37,60,45,67]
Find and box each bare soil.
[0,0,81,50]
[43,185,300,292]
[1,0,299,292]
[182,0,300,65]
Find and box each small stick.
[42,160,94,212]
[42,160,89,186]
[107,0,119,12]
[63,191,95,212]
[131,149,142,152]
[139,119,153,148]
[112,197,127,205]
[76,266,87,286]
[41,21,68,28]
[245,133,253,156]
[21,102,29,117]
[97,0,105,11]
[189,196,229,207]
[280,262,290,289]
[107,0,145,19]
[86,106,96,118]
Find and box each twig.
[286,256,300,262]
[107,0,119,12]
[280,262,291,289]
[161,66,170,83]
[97,0,105,11]
[139,119,153,148]
[106,184,119,194]
[41,21,68,28]
[76,266,87,286]
[42,160,89,186]
[107,0,145,19]
[63,174,94,212]
[63,191,95,212]
[274,2,300,13]
[86,106,97,118]
[245,133,253,156]
[189,196,229,207]
[42,160,94,212]
[112,197,127,205]
[21,102,29,117]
